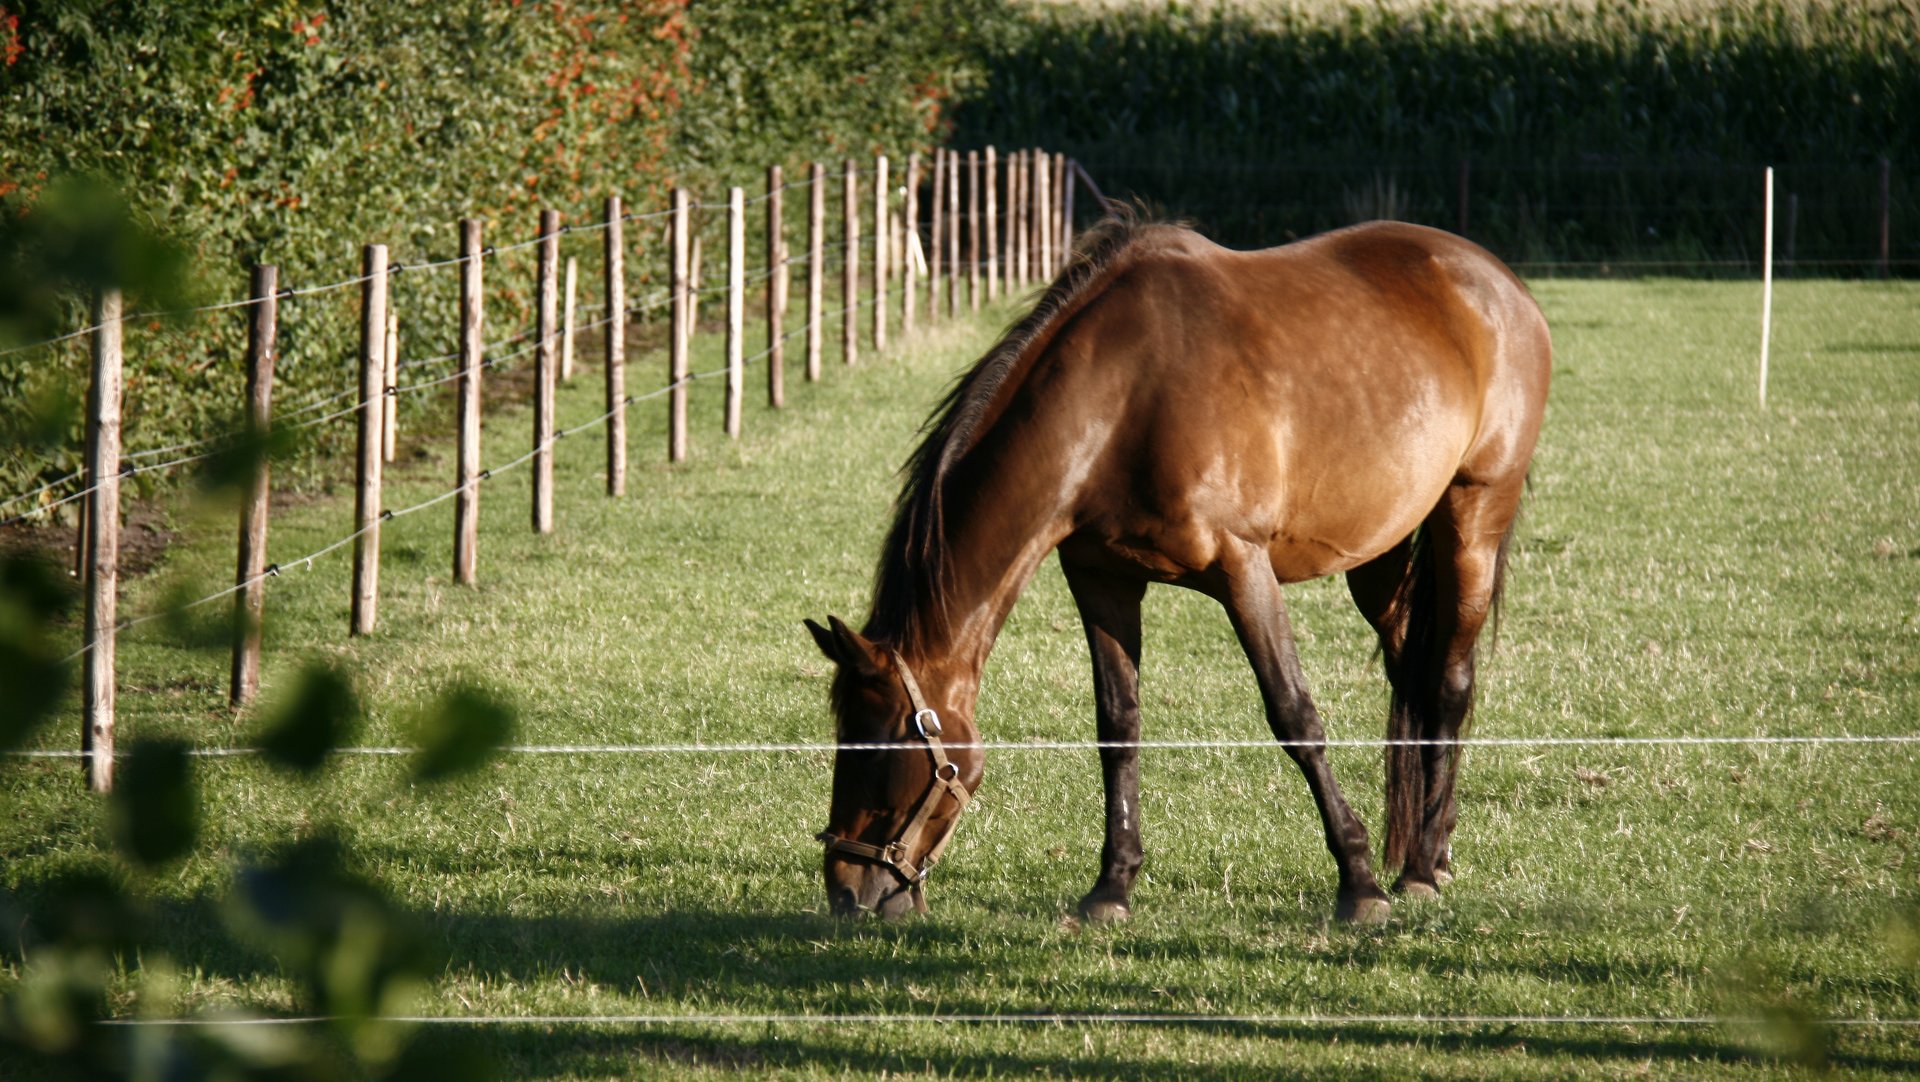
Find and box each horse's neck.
[905,416,1079,718]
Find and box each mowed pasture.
[4,274,1918,1078]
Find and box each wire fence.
[10,732,1920,762]
[10,146,1915,770]
[92,1010,1920,1030]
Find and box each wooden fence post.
[351,244,387,636]
[929,148,944,322]
[533,209,559,534]
[1036,149,1052,280]
[561,255,578,383]
[766,165,786,408]
[229,265,277,708]
[985,146,999,302]
[904,153,920,335]
[874,153,888,353]
[81,288,122,792]
[1012,149,1027,289]
[1760,166,1775,409]
[605,197,627,496]
[843,158,859,366]
[725,185,745,438]
[806,163,824,382]
[382,308,398,463]
[1054,153,1068,273]
[967,149,981,312]
[1060,152,1075,263]
[670,188,691,461]
[946,149,961,317]
[687,236,703,344]
[454,221,484,584]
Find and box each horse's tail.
[1381,502,1521,874]
[1380,527,1437,874]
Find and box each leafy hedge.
[0,0,990,506]
[953,0,1920,260]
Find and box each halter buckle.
[912,707,942,738]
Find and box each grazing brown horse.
[807,215,1550,923]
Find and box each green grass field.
[4,274,1919,1078]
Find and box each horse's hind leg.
[1351,479,1523,896]
[1062,561,1149,923]
[1217,542,1390,924]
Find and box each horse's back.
[1052,221,1549,583]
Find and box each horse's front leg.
[1217,542,1392,924]
[1062,561,1148,923]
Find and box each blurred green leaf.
[15,871,144,957]
[0,554,76,754]
[229,836,436,1034]
[0,943,112,1059]
[254,664,361,775]
[196,416,306,496]
[110,739,198,867]
[408,685,515,785]
[0,174,196,347]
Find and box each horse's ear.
[805,615,888,679]
[804,617,839,663]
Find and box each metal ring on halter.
[935,761,960,781]
[912,708,942,738]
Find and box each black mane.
[863,210,1168,651]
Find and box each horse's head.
[805,616,980,920]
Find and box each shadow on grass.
[410,1016,1920,1079]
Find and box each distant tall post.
[1759,167,1774,410]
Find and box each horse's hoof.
[1341,895,1392,925]
[1432,868,1454,887]
[1393,877,1441,900]
[1079,898,1132,924]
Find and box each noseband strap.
[816,650,974,888]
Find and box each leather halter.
[816,650,974,892]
